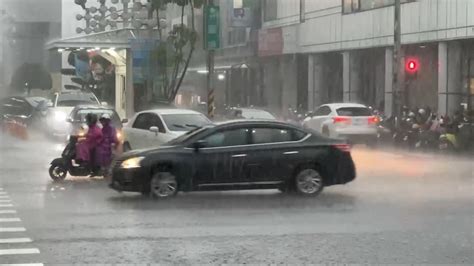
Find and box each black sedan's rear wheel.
[149,172,178,198]
[294,168,323,196]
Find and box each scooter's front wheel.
[49,163,67,181]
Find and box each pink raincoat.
[76,124,103,163]
[96,122,119,167]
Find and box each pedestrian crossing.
[0,188,43,265]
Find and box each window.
[251,127,307,144]
[251,128,292,144]
[336,107,372,116]
[343,0,414,14]
[133,113,164,132]
[314,106,332,116]
[203,128,250,148]
[293,129,308,141]
[263,0,277,21]
[227,28,247,46]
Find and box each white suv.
[123,108,212,151]
[46,91,101,137]
[303,103,378,143]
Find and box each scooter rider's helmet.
[85,113,98,126]
[100,113,111,121]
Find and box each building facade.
[259,0,474,116]
[0,0,61,96]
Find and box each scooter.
[49,135,91,181]
[439,121,474,153]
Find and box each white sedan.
[122,108,212,151]
[303,103,378,143]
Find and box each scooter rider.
[76,113,103,176]
[97,113,119,173]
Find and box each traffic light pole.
[393,0,402,116]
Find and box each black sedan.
[109,120,356,198]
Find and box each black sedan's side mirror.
[122,118,128,124]
[192,140,207,151]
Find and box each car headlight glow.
[54,111,67,122]
[120,157,144,169]
[116,131,123,142]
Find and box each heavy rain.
[0,0,473,264]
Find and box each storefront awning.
[45,28,148,50]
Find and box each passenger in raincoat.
[97,113,119,169]
[76,113,103,174]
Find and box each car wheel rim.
[151,174,177,198]
[296,169,322,194]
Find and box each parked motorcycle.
[439,118,474,153]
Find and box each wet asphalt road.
[0,132,473,264]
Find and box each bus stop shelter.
[46,28,140,118]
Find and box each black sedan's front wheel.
[294,168,324,196]
[149,172,178,198]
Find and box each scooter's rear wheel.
[49,163,67,181]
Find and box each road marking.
[0,188,3,190]
[0,227,26,232]
[0,192,7,195]
[0,218,21,223]
[0,195,10,199]
[0,238,32,244]
[0,204,13,207]
[0,199,12,203]
[0,248,40,255]
[0,210,16,214]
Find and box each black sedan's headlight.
[120,157,144,169]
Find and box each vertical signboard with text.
[205,4,220,50]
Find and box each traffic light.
[405,58,419,74]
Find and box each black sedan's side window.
[292,129,308,141]
[204,128,250,148]
[251,128,292,144]
[251,127,308,144]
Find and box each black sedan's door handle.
[283,151,299,155]
[232,154,247,158]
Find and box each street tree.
[10,63,52,95]
[149,0,204,103]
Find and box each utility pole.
[393,0,402,116]
[205,0,219,119]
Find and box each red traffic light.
[405,59,419,73]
